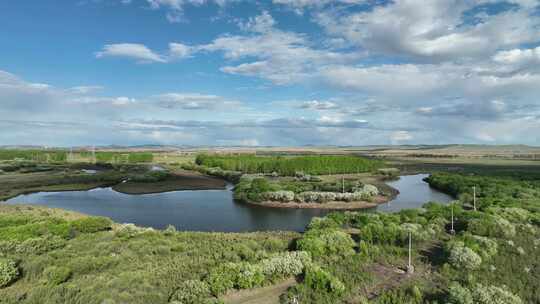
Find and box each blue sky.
[1,0,540,146]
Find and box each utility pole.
[407,231,414,274]
[473,186,477,211]
[450,203,455,235]
[92,146,96,164]
[342,176,345,194]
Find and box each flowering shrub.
[474,284,522,304]
[170,280,211,304]
[262,191,295,202]
[447,241,482,270]
[260,251,310,282]
[0,259,19,288]
[447,282,522,304]
[447,282,473,304]
[296,191,337,203]
[469,215,516,239]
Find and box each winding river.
[5,174,452,232]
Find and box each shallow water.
[5,174,452,232]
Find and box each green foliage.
[0,259,19,288]
[297,229,355,257]
[447,283,522,304]
[70,217,112,233]
[447,241,483,270]
[44,266,72,285]
[196,154,383,176]
[303,265,345,297]
[170,280,211,304]
[0,149,67,163]
[128,152,154,163]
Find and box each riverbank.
[0,164,227,201]
[112,169,227,194]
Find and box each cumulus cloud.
[202,11,361,84]
[315,0,540,62]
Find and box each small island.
[188,154,399,210]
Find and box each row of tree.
[195,154,383,176]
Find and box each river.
[5,174,452,232]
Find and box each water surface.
[377,174,453,212]
[5,174,452,232]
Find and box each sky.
[1,0,540,147]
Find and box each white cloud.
[95,42,193,63]
[152,93,241,110]
[315,0,540,61]
[202,11,361,84]
[299,100,338,110]
[95,43,166,63]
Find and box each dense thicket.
[426,172,540,213]
[195,154,383,175]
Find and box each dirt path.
[347,262,422,303]
[222,278,296,304]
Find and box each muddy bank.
[112,170,226,194]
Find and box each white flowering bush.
[447,282,473,304]
[260,251,310,282]
[0,259,19,288]
[470,235,498,259]
[447,283,522,304]
[473,284,522,304]
[296,191,337,203]
[447,241,482,270]
[469,215,516,239]
[361,184,379,196]
[262,191,295,202]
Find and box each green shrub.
[473,284,522,304]
[0,259,19,288]
[297,229,355,257]
[205,263,238,296]
[70,217,112,234]
[44,266,72,285]
[468,216,516,239]
[447,282,473,304]
[303,265,345,297]
[235,263,265,289]
[170,280,211,304]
